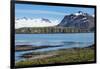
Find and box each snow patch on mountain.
[74,11,83,16]
[58,11,94,30]
[15,17,59,29]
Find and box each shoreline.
[19,44,94,58]
[15,44,95,67]
[15,45,62,52]
[16,32,94,34]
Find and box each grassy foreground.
[15,45,95,67]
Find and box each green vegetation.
[15,27,90,34]
[15,45,95,68]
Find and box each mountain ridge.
[58,11,94,31]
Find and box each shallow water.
[15,33,94,61]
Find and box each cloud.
[16,9,67,15]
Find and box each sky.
[15,3,95,21]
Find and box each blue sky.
[15,4,94,21]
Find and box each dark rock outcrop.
[58,11,94,31]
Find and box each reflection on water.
[15,33,94,62]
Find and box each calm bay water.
[15,33,94,61]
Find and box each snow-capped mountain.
[58,11,94,31]
[15,11,95,32]
[15,17,59,29]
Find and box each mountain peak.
[74,11,84,16]
[74,11,90,16]
[22,17,28,20]
[58,12,94,31]
[78,11,83,14]
[42,18,51,23]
